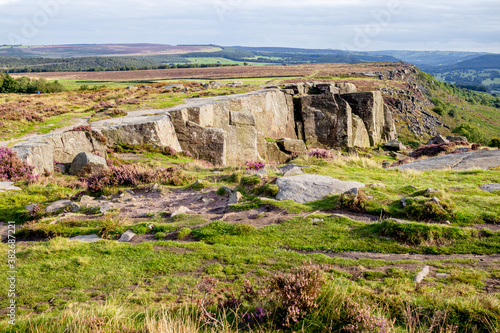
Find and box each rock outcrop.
[92,114,182,151]
[8,82,399,169]
[394,150,500,171]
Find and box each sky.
[1,0,499,52]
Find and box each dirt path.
[289,249,500,262]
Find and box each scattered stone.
[69,152,108,176]
[283,167,303,177]
[400,197,408,208]
[125,189,135,195]
[414,265,430,283]
[0,182,22,192]
[228,191,243,205]
[345,187,359,196]
[425,188,441,195]
[389,151,406,160]
[220,186,233,196]
[171,206,191,217]
[444,220,451,225]
[311,218,324,224]
[202,198,214,204]
[278,164,309,174]
[69,203,81,213]
[25,204,38,213]
[436,273,451,278]
[384,140,406,152]
[126,86,138,90]
[369,183,385,189]
[118,230,136,242]
[99,203,113,214]
[192,195,203,202]
[46,200,73,213]
[69,234,102,243]
[386,218,410,224]
[276,174,365,204]
[162,84,184,90]
[480,184,500,193]
[447,136,468,143]
[429,196,441,205]
[426,134,449,145]
[80,195,95,203]
[212,171,222,175]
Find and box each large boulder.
[69,152,108,176]
[12,141,54,175]
[276,174,365,203]
[266,141,290,165]
[294,93,353,148]
[92,115,182,151]
[276,138,308,155]
[0,182,22,192]
[336,83,358,94]
[426,135,449,145]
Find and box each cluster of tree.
[0,73,64,93]
[0,56,238,73]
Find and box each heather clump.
[86,164,191,192]
[0,146,36,181]
[411,141,469,159]
[245,161,265,171]
[341,298,395,333]
[267,264,325,327]
[308,149,331,159]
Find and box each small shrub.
[268,264,325,327]
[240,175,261,186]
[452,123,488,145]
[252,183,279,197]
[490,137,500,148]
[0,146,36,182]
[341,298,395,333]
[155,232,166,240]
[99,215,124,239]
[177,227,192,240]
[245,161,265,171]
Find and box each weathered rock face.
[12,141,54,175]
[352,114,371,148]
[69,152,108,176]
[92,115,182,152]
[169,89,295,165]
[341,91,395,146]
[266,141,291,165]
[276,138,308,155]
[41,131,107,163]
[181,121,226,166]
[294,93,353,148]
[12,131,106,175]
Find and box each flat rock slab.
[276,174,365,203]
[69,234,102,243]
[395,150,500,171]
[46,200,73,213]
[480,184,500,192]
[0,182,22,192]
[118,230,136,242]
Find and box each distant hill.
[0,44,221,58]
[445,54,500,71]
[366,50,488,67]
